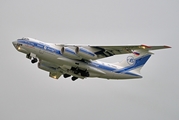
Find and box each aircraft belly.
[100,71,141,79]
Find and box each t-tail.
[114,45,171,78]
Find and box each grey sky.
[0,0,179,120]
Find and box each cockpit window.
[22,37,29,40]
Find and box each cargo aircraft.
[12,37,171,81]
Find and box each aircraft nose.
[12,41,19,50]
[12,41,17,46]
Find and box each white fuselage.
[12,38,142,80]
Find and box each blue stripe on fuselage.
[89,55,151,74]
[17,39,62,55]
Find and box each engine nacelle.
[61,47,81,60]
[38,62,57,72]
[76,47,97,60]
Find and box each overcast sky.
[0,0,179,120]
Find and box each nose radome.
[12,41,17,48]
[12,41,16,45]
[12,41,19,49]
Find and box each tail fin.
[116,50,152,74]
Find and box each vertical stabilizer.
[116,50,152,74]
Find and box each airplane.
[12,37,171,81]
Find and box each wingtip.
[164,45,172,48]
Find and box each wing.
[55,44,171,60]
[90,44,171,59]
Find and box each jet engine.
[76,47,97,60]
[61,47,81,60]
